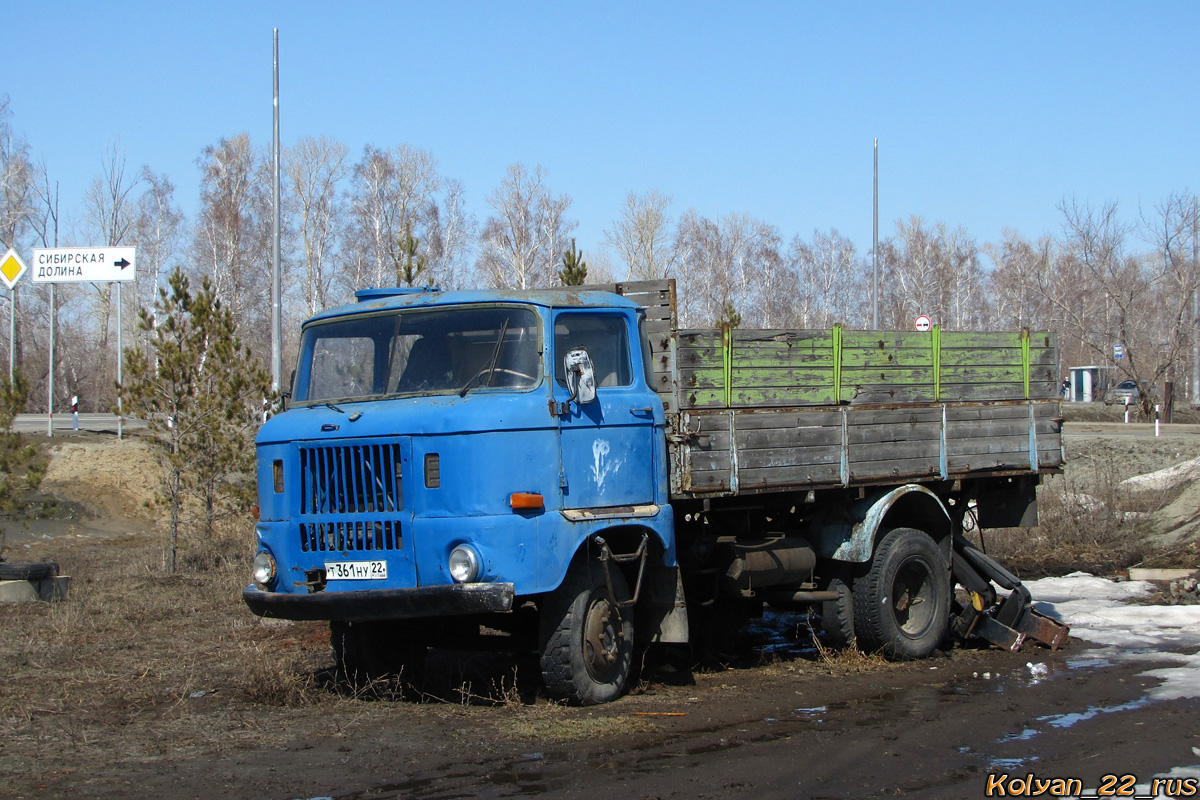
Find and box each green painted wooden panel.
[840,347,936,367]
[675,325,1058,410]
[729,386,840,406]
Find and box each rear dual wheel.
[852,528,950,660]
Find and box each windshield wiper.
[459,318,511,397]
[324,402,345,413]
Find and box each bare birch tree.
[133,169,183,344]
[285,136,347,315]
[0,97,33,379]
[477,164,575,290]
[422,178,476,290]
[603,190,675,281]
[193,133,274,350]
[77,141,142,408]
[985,229,1055,330]
[0,96,33,251]
[877,216,986,330]
[345,144,439,290]
[784,229,866,328]
[672,210,779,328]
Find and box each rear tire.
[821,575,856,648]
[852,528,949,660]
[539,557,634,705]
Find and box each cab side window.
[554,314,632,389]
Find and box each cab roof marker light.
[354,286,441,302]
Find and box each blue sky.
[5,2,1198,269]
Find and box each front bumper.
[242,582,515,622]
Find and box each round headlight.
[252,551,276,587]
[448,545,480,583]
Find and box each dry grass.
[0,539,332,775]
[976,440,1173,577]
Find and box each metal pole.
[47,284,54,437]
[117,282,123,440]
[8,285,14,383]
[271,28,282,393]
[1193,195,1198,404]
[872,138,879,330]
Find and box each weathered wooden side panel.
[735,409,844,489]
[671,400,1063,499]
[846,406,943,482]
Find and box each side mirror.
[564,347,597,405]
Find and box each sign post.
[0,249,28,386]
[32,247,136,439]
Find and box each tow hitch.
[949,534,1070,652]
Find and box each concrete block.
[36,575,70,602]
[0,580,39,603]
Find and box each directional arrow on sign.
[115,258,131,269]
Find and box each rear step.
[949,534,1070,652]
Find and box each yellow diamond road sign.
[0,249,28,290]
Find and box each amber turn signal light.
[509,492,544,510]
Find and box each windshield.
[293,305,541,405]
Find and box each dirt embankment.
[39,436,161,520]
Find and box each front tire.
[852,528,949,659]
[539,557,634,705]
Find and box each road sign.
[31,246,136,283]
[0,249,28,290]
[914,314,932,332]
[1114,343,1125,360]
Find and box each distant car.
[1104,379,1140,405]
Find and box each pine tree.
[0,373,39,555]
[559,239,588,286]
[121,268,273,573]
[717,300,742,330]
[397,220,426,287]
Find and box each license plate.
[325,560,388,580]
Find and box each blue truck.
[244,280,1067,704]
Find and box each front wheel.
[852,528,950,659]
[539,557,634,705]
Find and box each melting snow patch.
[1024,572,1200,699]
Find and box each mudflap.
[949,534,1070,652]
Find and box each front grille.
[299,520,400,553]
[298,443,403,553]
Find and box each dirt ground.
[1,425,1199,800]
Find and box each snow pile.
[1026,572,1200,700]
[1119,456,1200,492]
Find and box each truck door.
[552,311,658,510]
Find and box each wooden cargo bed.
[595,280,1064,500]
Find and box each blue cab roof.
[305,287,640,325]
